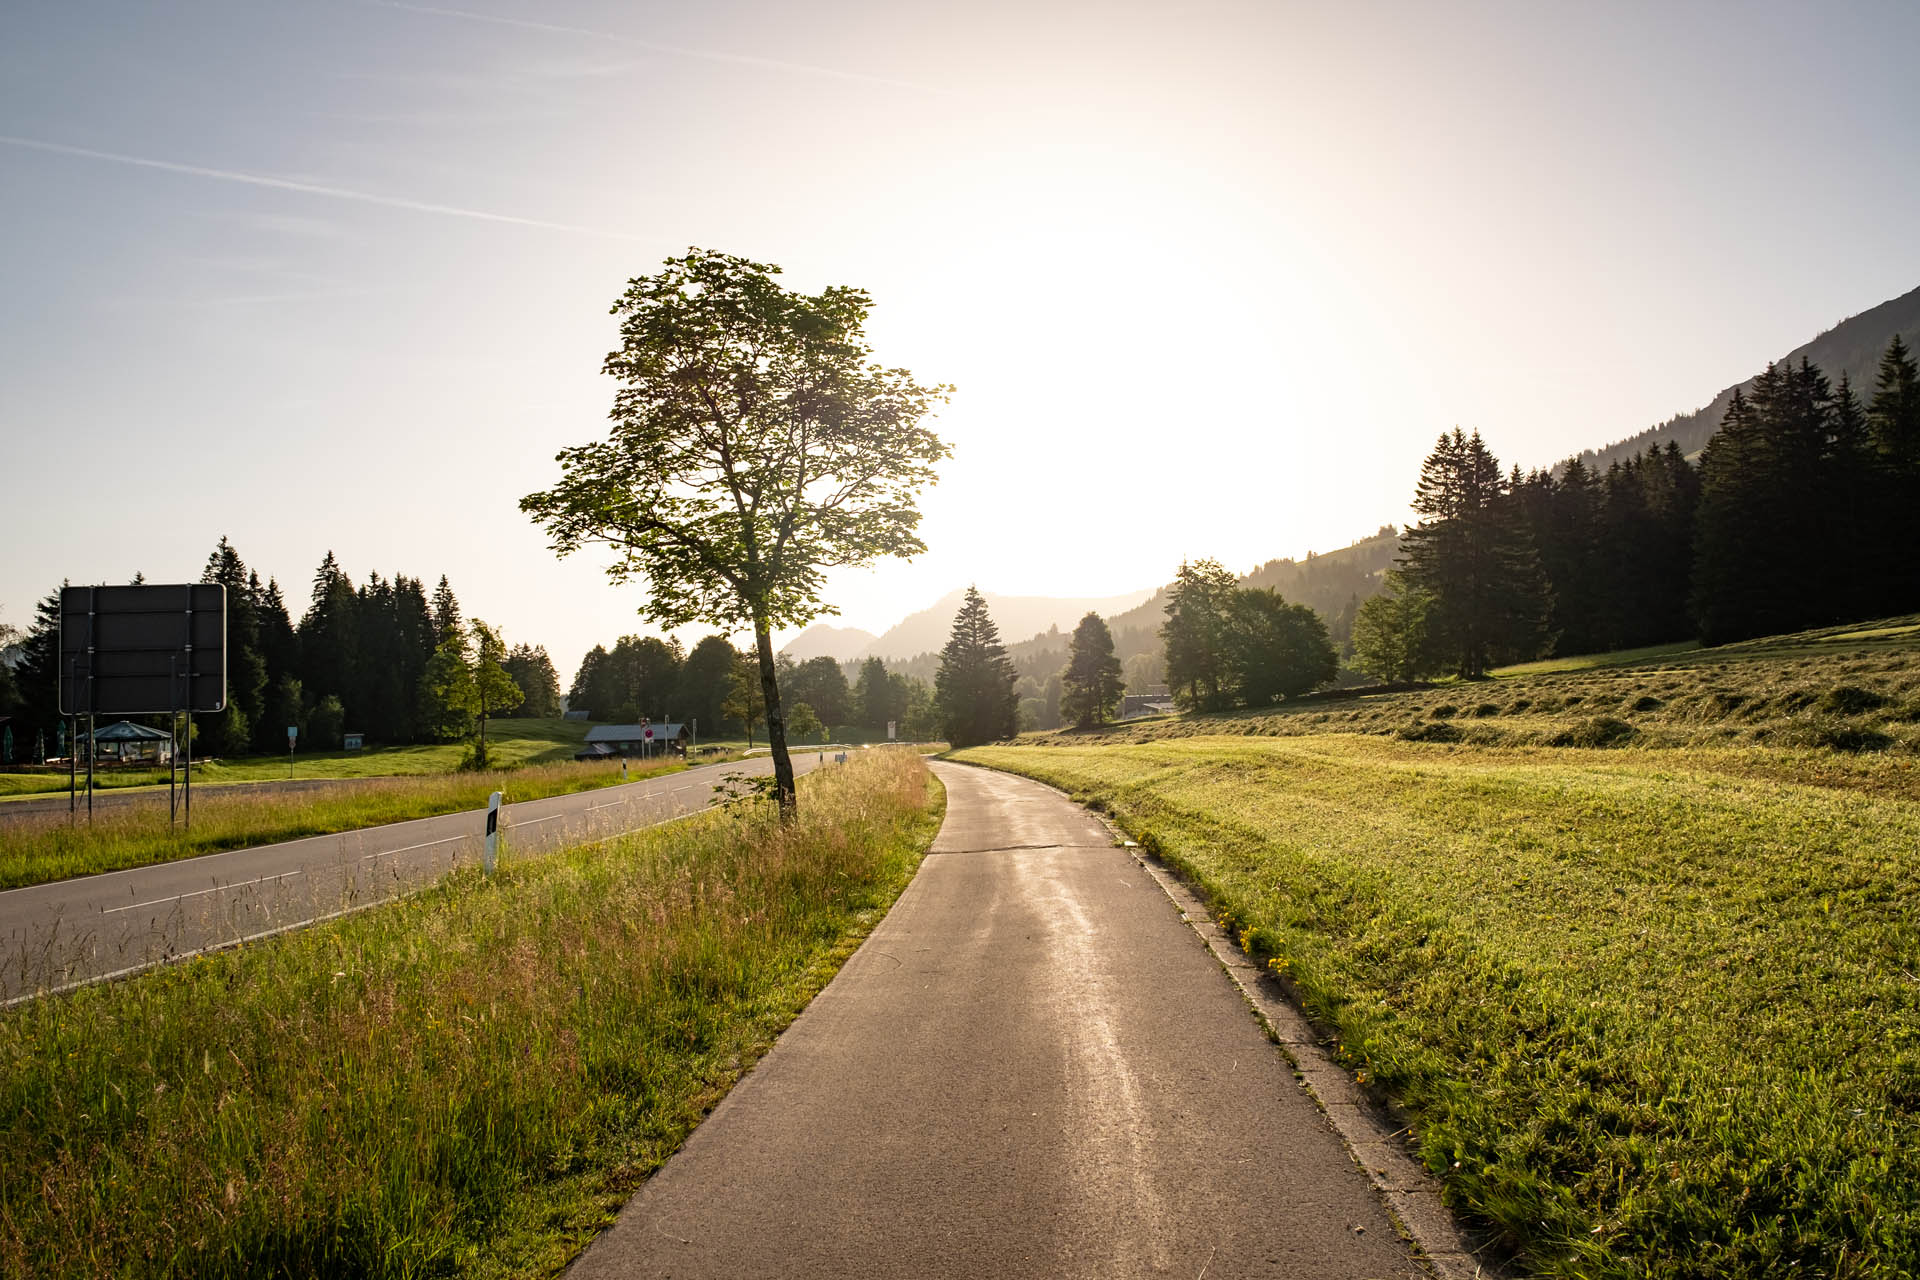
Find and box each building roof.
[93,720,171,741]
[585,723,688,742]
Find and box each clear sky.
[5,0,1919,678]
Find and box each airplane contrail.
[0,134,647,240]
[362,0,950,95]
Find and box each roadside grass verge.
[957,735,1920,1278]
[0,757,702,890]
[0,749,942,1279]
[0,718,596,799]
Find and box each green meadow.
[957,619,1920,1277]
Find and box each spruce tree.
[201,538,266,752]
[851,656,897,732]
[934,587,1018,747]
[676,635,738,737]
[1869,335,1920,613]
[1398,430,1547,675]
[503,644,561,718]
[1060,612,1124,727]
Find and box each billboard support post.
[59,583,226,835]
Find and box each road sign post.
[287,724,297,779]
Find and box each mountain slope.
[865,588,1157,661]
[1576,283,1920,471]
[779,624,879,663]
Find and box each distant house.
[577,723,690,759]
[87,720,174,765]
[1115,694,1177,720]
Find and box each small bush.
[1548,716,1637,749]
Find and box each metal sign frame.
[59,584,227,716]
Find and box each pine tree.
[934,587,1018,747]
[851,656,898,733]
[1161,559,1238,710]
[503,644,562,718]
[1060,612,1124,727]
[430,575,463,648]
[300,552,359,726]
[1868,335,1920,613]
[201,538,267,752]
[1398,430,1547,675]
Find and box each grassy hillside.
[956,617,1920,1276]
[1076,614,1920,758]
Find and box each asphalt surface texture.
[565,759,1426,1280]
[0,750,833,1000]
[0,775,394,824]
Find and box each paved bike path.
[565,760,1425,1279]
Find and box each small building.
[577,722,690,759]
[342,732,365,750]
[1115,694,1178,720]
[89,720,174,765]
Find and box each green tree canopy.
[1161,559,1238,711]
[934,587,1018,748]
[521,249,950,814]
[1060,612,1124,728]
[1224,588,1337,704]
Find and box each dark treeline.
[1356,335,1920,679]
[566,637,941,742]
[1,539,560,762]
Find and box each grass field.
[0,717,596,799]
[1100,612,1920,756]
[0,749,941,1279]
[958,618,1920,1277]
[0,755,699,890]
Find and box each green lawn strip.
[0,755,723,891]
[958,736,1920,1279]
[0,718,597,799]
[0,750,943,1279]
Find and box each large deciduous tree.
[1161,559,1238,711]
[934,587,1018,748]
[521,249,950,815]
[1060,612,1124,728]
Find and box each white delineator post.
[484,790,502,874]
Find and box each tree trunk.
[754,618,797,818]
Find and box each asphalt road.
[0,751,833,1000]
[564,760,1426,1280]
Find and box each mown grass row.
[0,749,941,1279]
[958,736,1920,1279]
[0,757,707,890]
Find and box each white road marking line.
[587,800,624,812]
[105,870,305,915]
[361,835,466,863]
[512,815,562,826]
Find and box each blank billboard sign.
[59,584,227,716]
